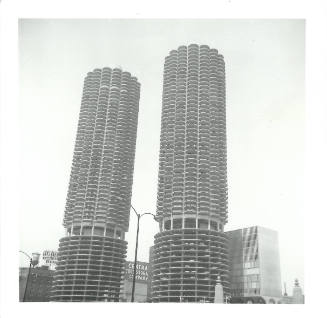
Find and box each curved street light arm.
[140,212,157,218]
[19,250,32,261]
[131,205,158,220]
[130,207,158,302]
[130,205,139,217]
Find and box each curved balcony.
[151,229,230,302]
[51,236,127,302]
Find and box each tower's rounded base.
[151,229,230,303]
[51,235,127,302]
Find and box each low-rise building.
[120,261,149,302]
[291,279,305,304]
[19,265,54,302]
[147,246,154,302]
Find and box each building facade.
[19,266,54,302]
[120,261,149,302]
[280,279,304,304]
[291,279,305,304]
[42,250,58,270]
[151,44,229,302]
[226,226,282,303]
[147,246,154,302]
[51,67,140,301]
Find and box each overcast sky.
[18,19,304,294]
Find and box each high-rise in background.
[151,44,229,302]
[51,67,140,301]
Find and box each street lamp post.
[19,250,40,302]
[130,205,157,303]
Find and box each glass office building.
[226,226,282,302]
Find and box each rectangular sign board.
[125,261,149,282]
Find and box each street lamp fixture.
[130,205,157,303]
[19,250,40,302]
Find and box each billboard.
[42,250,58,269]
[125,261,149,282]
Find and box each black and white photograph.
[17,18,304,304]
[1,0,327,317]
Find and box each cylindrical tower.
[151,44,229,303]
[51,67,140,301]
